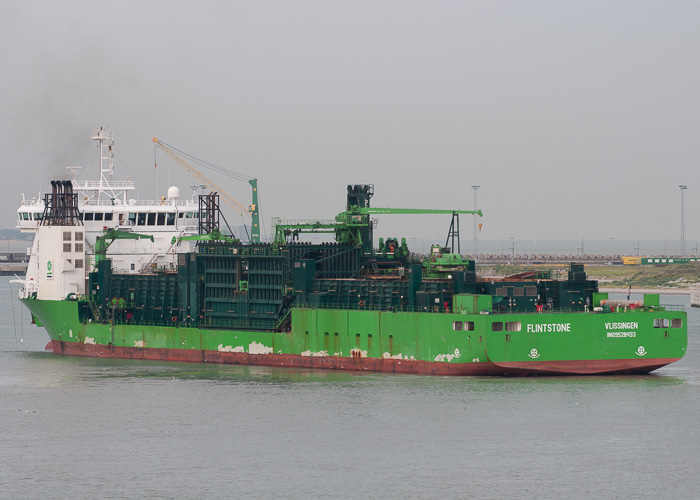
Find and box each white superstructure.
[15,128,200,299]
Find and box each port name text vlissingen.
[605,321,638,338]
[527,323,571,333]
[605,322,638,330]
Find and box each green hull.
[24,298,687,376]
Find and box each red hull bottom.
[45,341,678,376]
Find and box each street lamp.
[509,237,514,265]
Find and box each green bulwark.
[644,293,660,309]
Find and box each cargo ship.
[14,132,687,375]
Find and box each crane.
[171,227,238,245]
[152,138,261,243]
[94,228,155,265]
[273,205,482,252]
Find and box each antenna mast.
[471,185,480,260]
[90,128,115,200]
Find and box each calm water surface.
[1,277,698,499]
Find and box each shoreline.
[599,287,692,296]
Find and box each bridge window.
[167,213,176,225]
[492,322,503,332]
[137,213,146,225]
[147,213,156,225]
[129,213,137,225]
[653,319,670,328]
[75,259,83,269]
[526,287,537,296]
[513,288,524,297]
[63,243,71,252]
[671,319,683,328]
[466,321,474,331]
[157,213,166,225]
[75,231,83,240]
[453,321,463,331]
[84,213,94,221]
[75,243,83,252]
[105,213,113,221]
[63,231,72,241]
[94,213,103,221]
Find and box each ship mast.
[71,128,134,205]
[91,128,115,201]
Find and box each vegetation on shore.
[479,263,700,290]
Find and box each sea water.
[1,276,698,499]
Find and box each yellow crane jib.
[152,138,261,243]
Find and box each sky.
[1,0,698,252]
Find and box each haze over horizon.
[1,1,698,247]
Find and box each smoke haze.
[1,0,698,246]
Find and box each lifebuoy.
[358,300,365,308]
[172,316,178,322]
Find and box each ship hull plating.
[44,339,679,376]
[28,299,686,377]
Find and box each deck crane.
[171,227,238,245]
[94,228,154,265]
[272,184,483,255]
[152,138,261,243]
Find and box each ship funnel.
[41,180,82,227]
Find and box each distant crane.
[152,138,261,243]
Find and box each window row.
[62,243,84,253]
[453,321,522,332]
[453,321,475,331]
[19,212,43,221]
[63,231,84,241]
[494,287,537,297]
[22,211,201,225]
[127,212,199,226]
[653,318,683,328]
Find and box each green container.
[453,294,492,314]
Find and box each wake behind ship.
[15,132,687,376]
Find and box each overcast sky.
[1,0,698,250]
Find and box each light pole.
[680,185,688,256]
[509,237,514,265]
